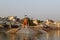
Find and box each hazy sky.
[0,0,60,20]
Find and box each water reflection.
[0,32,8,40]
[7,33,16,40]
[46,30,60,40]
[16,27,42,40]
[0,30,60,40]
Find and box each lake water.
[0,30,60,40]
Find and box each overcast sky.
[0,0,60,20]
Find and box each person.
[22,15,29,28]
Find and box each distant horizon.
[0,0,60,20]
[0,15,59,21]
